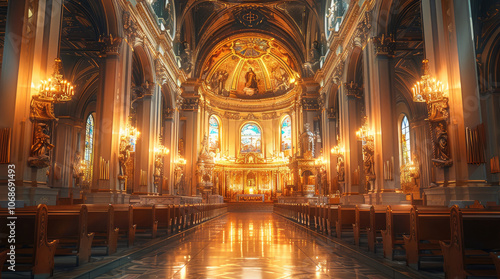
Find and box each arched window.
[84,113,95,181]
[400,115,411,165]
[241,123,262,153]
[208,115,220,151]
[281,116,292,151]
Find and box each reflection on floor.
[96,212,389,279]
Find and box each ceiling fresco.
[203,37,300,100]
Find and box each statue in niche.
[118,135,131,177]
[432,122,452,166]
[243,67,259,96]
[337,156,345,182]
[72,151,84,178]
[28,123,54,168]
[31,123,53,158]
[300,123,316,159]
[180,41,192,73]
[303,41,321,77]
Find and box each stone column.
[88,37,131,204]
[134,93,153,194]
[180,79,202,196]
[421,0,496,205]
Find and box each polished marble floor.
[96,213,390,279]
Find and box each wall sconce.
[29,58,75,169]
[356,123,373,142]
[154,145,170,156]
[412,59,452,168]
[330,144,345,156]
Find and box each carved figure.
[245,67,258,89]
[337,156,345,181]
[118,136,131,176]
[180,41,192,73]
[303,41,321,77]
[31,123,54,158]
[72,151,83,178]
[435,123,450,162]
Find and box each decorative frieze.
[301,97,320,110]
[223,111,241,120]
[262,112,279,120]
[180,97,200,111]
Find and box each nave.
[93,212,391,279]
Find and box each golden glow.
[154,145,170,155]
[356,123,373,141]
[120,124,140,145]
[37,58,75,103]
[330,145,345,155]
[412,59,448,104]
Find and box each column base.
[85,192,130,204]
[363,192,408,205]
[340,194,365,205]
[0,186,59,206]
[424,185,500,206]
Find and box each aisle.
[96,213,389,279]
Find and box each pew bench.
[0,204,59,277]
[353,204,372,246]
[440,206,500,278]
[155,204,172,235]
[85,204,119,255]
[403,205,450,269]
[46,205,94,265]
[381,204,412,260]
[367,205,387,253]
[327,205,339,236]
[112,204,136,247]
[132,205,158,238]
[336,204,356,239]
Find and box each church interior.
[0,0,500,278]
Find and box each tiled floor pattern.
[95,213,390,279]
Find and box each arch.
[132,45,156,85]
[208,115,221,151]
[240,122,262,153]
[280,115,292,152]
[345,46,363,83]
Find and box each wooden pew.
[353,204,372,246]
[85,204,119,255]
[112,204,136,247]
[403,205,450,269]
[327,205,339,236]
[381,204,412,260]
[336,204,356,239]
[490,252,500,279]
[156,204,172,235]
[46,205,94,265]
[367,205,387,253]
[132,204,158,238]
[440,205,500,279]
[0,204,59,277]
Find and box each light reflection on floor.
[96,213,389,278]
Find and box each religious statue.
[72,151,84,178]
[180,41,192,73]
[303,41,321,77]
[300,123,316,159]
[118,135,131,177]
[337,156,345,182]
[243,67,258,95]
[272,66,291,93]
[31,123,54,158]
[432,122,452,167]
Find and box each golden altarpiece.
[178,36,327,201]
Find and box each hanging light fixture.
[37,58,75,102]
[411,59,447,104]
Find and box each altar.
[236,194,265,202]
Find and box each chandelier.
[37,58,75,103]
[356,122,373,141]
[412,59,447,104]
[120,123,140,145]
[330,144,345,155]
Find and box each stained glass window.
[84,114,95,181]
[401,115,411,165]
[241,123,262,153]
[281,116,291,151]
[209,115,220,151]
